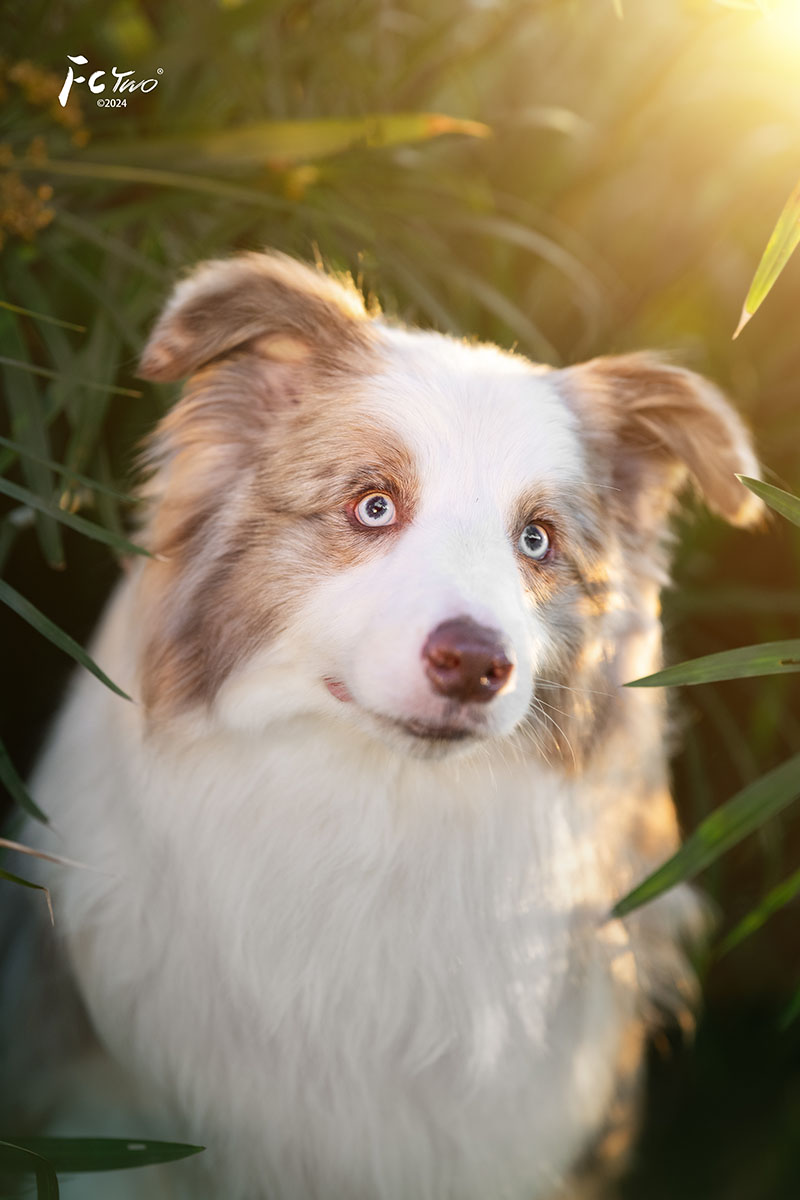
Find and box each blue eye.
[519,522,551,561]
[355,492,396,528]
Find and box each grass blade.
[1,314,64,568]
[79,114,490,171]
[737,476,800,528]
[0,579,131,700]
[0,477,149,558]
[443,262,559,361]
[17,158,294,209]
[0,869,54,923]
[716,865,800,958]
[0,436,137,504]
[0,837,96,872]
[3,254,77,379]
[0,300,85,333]
[442,213,602,302]
[780,982,800,1029]
[9,1138,204,1174]
[0,515,22,575]
[0,737,48,823]
[0,356,141,399]
[734,177,800,337]
[53,209,168,280]
[612,751,800,917]
[0,1140,59,1198]
[626,639,800,688]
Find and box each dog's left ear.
[560,352,764,529]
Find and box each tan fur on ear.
[561,353,764,529]
[138,250,373,382]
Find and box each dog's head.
[136,251,762,762]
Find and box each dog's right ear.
[138,251,374,382]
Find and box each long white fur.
[17,312,705,1200]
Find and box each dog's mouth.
[392,718,475,742]
[324,677,353,703]
[324,677,485,746]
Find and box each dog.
[7,250,763,1199]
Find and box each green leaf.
[612,752,800,917]
[734,177,800,337]
[737,476,800,528]
[0,1140,59,1199]
[8,1138,204,1174]
[0,737,48,823]
[0,869,54,923]
[0,579,131,700]
[78,113,491,172]
[0,300,85,332]
[716,864,800,958]
[626,639,800,688]
[0,477,149,559]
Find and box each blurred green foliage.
[2,0,800,1195]
[615,479,800,926]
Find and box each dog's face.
[136,252,761,761]
[262,330,595,753]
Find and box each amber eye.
[518,522,552,561]
[354,492,397,528]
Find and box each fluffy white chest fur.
[17,251,762,1199]
[33,614,638,1200]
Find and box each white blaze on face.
[300,328,588,739]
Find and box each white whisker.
[536,676,615,698]
[531,699,577,771]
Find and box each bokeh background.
[2,0,800,1195]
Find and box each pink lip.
[324,677,353,703]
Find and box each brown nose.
[422,618,514,704]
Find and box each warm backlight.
[757,0,800,46]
